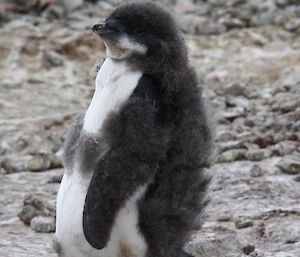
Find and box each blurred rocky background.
[0,0,299,256]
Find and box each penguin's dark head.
[92,2,181,61]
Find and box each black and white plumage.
[55,2,213,257]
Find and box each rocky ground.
[0,0,300,257]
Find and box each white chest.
[83,57,142,134]
[55,58,148,257]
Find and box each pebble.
[47,153,63,169]
[47,174,63,183]
[18,194,55,225]
[216,131,237,141]
[246,150,270,161]
[218,140,245,153]
[217,214,232,222]
[219,107,245,123]
[293,175,300,182]
[18,205,39,225]
[185,227,243,257]
[43,50,64,68]
[270,141,297,156]
[243,244,255,255]
[0,155,30,173]
[30,216,55,233]
[223,83,250,97]
[277,155,300,175]
[235,218,254,229]
[217,149,246,163]
[24,155,52,172]
[250,165,263,177]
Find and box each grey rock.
[185,227,243,257]
[293,175,300,182]
[60,0,83,12]
[218,107,245,123]
[218,140,245,153]
[270,141,297,156]
[223,82,251,97]
[30,216,55,233]
[217,214,232,222]
[219,17,246,29]
[284,19,300,32]
[47,174,63,183]
[246,149,271,161]
[217,149,246,163]
[18,205,39,225]
[180,15,226,35]
[24,155,52,172]
[250,164,263,177]
[216,130,237,141]
[43,50,64,68]
[243,244,255,255]
[43,4,64,20]
[235,218,254,229]
[0,155,31,173]
[47,153,63,169]
[18,194,55,225]
[277,154,300,174]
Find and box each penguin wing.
[83,75,171,249]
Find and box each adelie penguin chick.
[55,2,213,257]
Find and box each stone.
[250,165,263,177]
[0,155,31,173]
[219,17,246,29]
[18,194,55,225]
[243,245,255,255]
[284,19,300,32]
[235,218,254,229]
[43,4,64,20]
[218,140,245,153]
[217,149,246,163]
[51,30,105,60]
[24,154,52,172]
[216,131,237,141]
[277,155,300,175]
[217,214,232,222]
[180,15,226,35]
[60,0,83,12]
[47,153,63,169]
[218,107,245,123]
[270,141,297,157]
[272,97,299,113]
[293,175,300,182]
[285,238,298,244]
[252,135,275,148]
[30,216,55,233]
[223,82,251,97]
[18,205,39,225]
[47,174,63,183]
[185,227,243,257]
[43,50,64,68]
[246,150,270,161]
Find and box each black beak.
[92,23,105,33]
[92,19,123,36]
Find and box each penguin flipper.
[83,75,170,249]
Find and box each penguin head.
[92,2,180,61]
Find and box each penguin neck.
[83,57,142,134]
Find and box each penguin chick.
[55,2,213,257]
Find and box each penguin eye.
[134,27,144,36]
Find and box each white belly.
[55,58,148,257]
[55,170,148,257]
